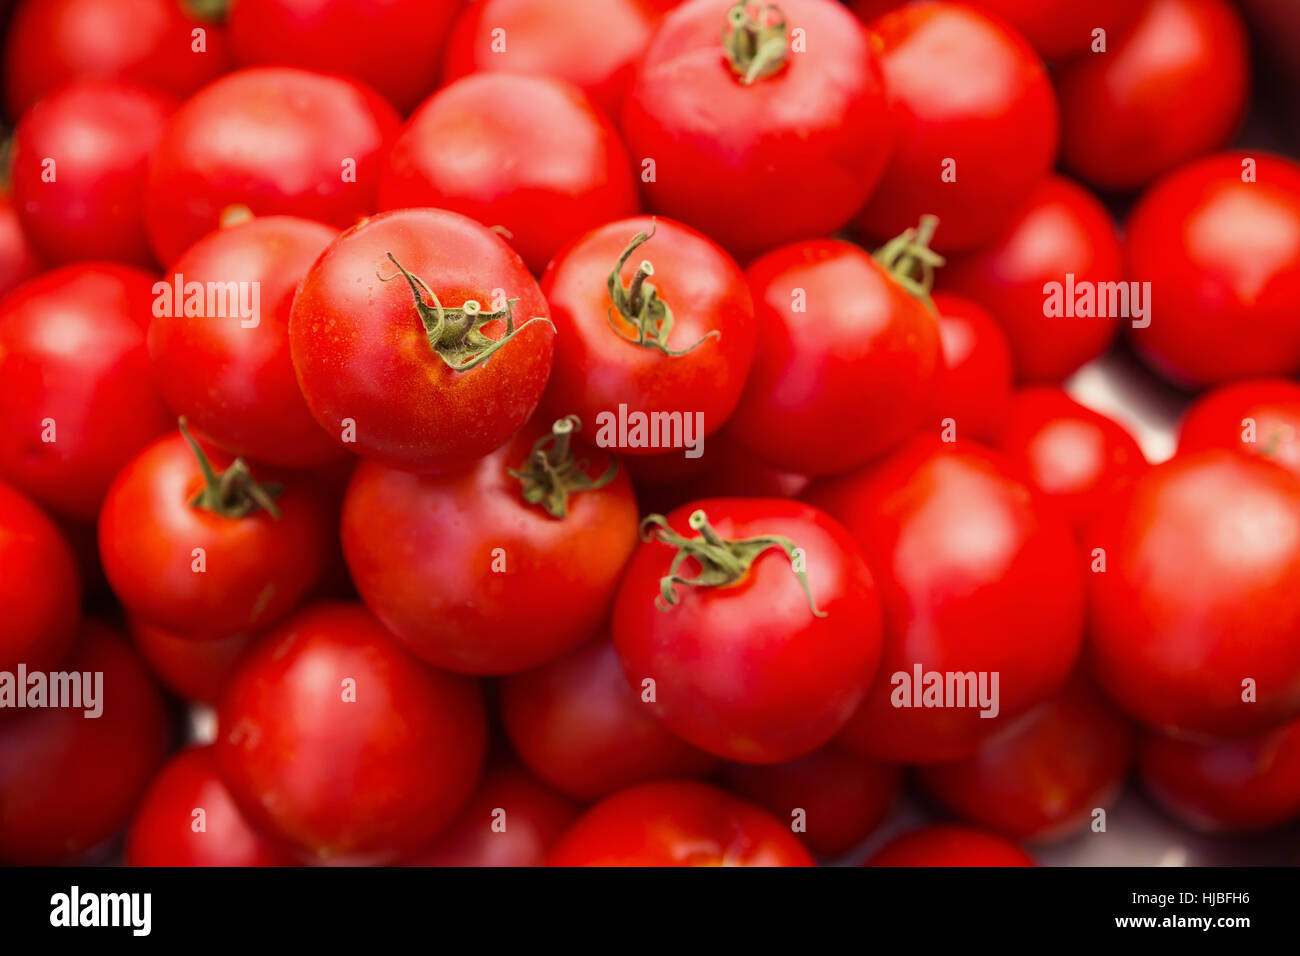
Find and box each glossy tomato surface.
[864,825,1036,867]
[128,617,257,704]
[1178,379,1300,478]
[927,292,1015,444]
[0,196,41,298]
[0,481,80,673]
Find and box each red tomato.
[917,674,1134,841]
[0,195,41,298]
[856,2,1059,252]
[996,387,1147,534]
[1125,153,1300,386]
[443,0,677,117]
[227,0,462,114]
[941,175,1124,383]
[147,215,343,467]
[404,762,583,867]
[126,746,292,866]
[0,481,80,673]
[289,208,555,471]
[0,622,170,864]
[216,603,488,865]
[864,825,1035,867]
[1056,0,1249,192]
[145,67,400,266]
[721,746,901,858]
[612,498,883,763]
[622,0,892,258]
[548,780,813,866]
[1139,717,1300,833]
[1179,379,1300,479]
[727,236,941,475]
[98,425,332,639]
[1089,450,1300,738]
[0,263,172,522]
[540,216,755,452]
[342,417,639,674]
[379,73,639,274]
[129,618,257,704]
[810,439,1085,764]
[2,0,229,118]
[499,638,718,800]
[928,291,1015,444]
[967,0,1142,60]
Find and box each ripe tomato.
[612,498,882,763]
[927,292,1015,444]
[727,235,941,475]
[996,387,1147,534]
[856,2,1059,252]
[1179,379,1300,479]
[540,216,755,452]
[126,746,292,867]
[1125,152,1300,387]
[2,0,229,118]
[917,675,1134,842]
[0,263,172,522]
[499,638,718,800]
[1056,0,1249,192]
[0,622,170,864]
[721,746,901,858]
[216,603,488,865]
[1089,450,1300,738]
[342,417,639,674]
[403,762,583,867]
[379,73,639,275]
[226,0,462,114]
[864,825,1035,867]
[547,780,813,866]
[1139,717,1300,833]
[940,175,1124,383]
[0,196,41,299]
[145,67,400,266]
[289,208,555,471]
[810,439,1085,764]
[0,481,80,673]
[98,424,332,639]
[147,215,343,467]
[129,618,257,704]
[622,0,892,258]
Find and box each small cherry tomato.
[0,195,41,298]
[128,617,257,704]
[864,825,1036,867]
[1178,379,1300,478]
[928,291,1015,444]
[0,481,80,673]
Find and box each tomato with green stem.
[1178,379,1300,479]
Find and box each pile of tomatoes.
[2,0,1299,869]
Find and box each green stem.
[605,227,720,357]
[872,214,945,310]
[723,2,790,85]
[506,416,618,519]
[178,418,282,519]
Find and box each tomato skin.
[500,638,718,800]
[0,481,80,673]
[1126,153,1300,387]
[928,292,1014,444]
[940,176,1124,383]
[147,216,343,468]
[864,825,1035,867]
[1056,0,1249,192]
[965,0,1142,60]
[1139,718,1300,833]
[548,780,814,866]
[98,432,332,639]
[622,0,893,258]
[128,618,256,704]
[810,439,1085,764]
[0,263,172,522]
[612,497,883,763]
[227,0,462,114]
[540,216,755,450]
[721,746,901,858]
[145,67,401,266]
[126,746,292,866]
[727,239,941,476]
[1178,379,1300,479]
[856,2,1059,252]
[341,423,639,675]
[0,196,41,298]
[1089,450,1300,738]
[917,675,1134,842]
[0,622,170,865]
[289,208,555,472]
[216,603,488,865]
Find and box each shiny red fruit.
[128,618,257,704]
[928,292,1015,444]
[0,481,80,673]
[1179,379,1300,479]
[865,825,1035,867]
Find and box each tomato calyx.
[722,2,790,86]
[873,214,945,309]
[606,227,720,357]
[178,418,283,520]
[379,253,555,372]
[640,509,826,616]
[506,415,619,519]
